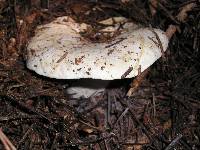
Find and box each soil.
[0,0,200,150]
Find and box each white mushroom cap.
[27,16,169,80]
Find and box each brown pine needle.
[0,128,16,150]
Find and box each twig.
[56,52,68,63]
[112,108,129,128]
[149,0,158,16]
[152,93,156,119]
[149,27,165,59]
[127,68,149,97]
[1,94,54,124]
[105,38,126,48]
[164,134,183,150]
[165,25,177,40]
[79,120,103,132]
[107,92,111,127]
[158,3,180,24]
[121,67,133,79]
[0,128,16,150]
[116,98,154,144]
[17,127,32,149]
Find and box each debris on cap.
[26,16,169,80]
[98,16,128,25]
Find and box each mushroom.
[26,16,169,98]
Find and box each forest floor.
[0,0,200,149]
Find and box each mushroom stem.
[67,79,111,98]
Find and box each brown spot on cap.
[86,71,90,75]
[75,55,85,65]
[101,66,105,70]
[107,49,114,56]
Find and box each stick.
[0,128,16,150]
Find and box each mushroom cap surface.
[27,16,169,80]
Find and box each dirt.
[0,0,200,150]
